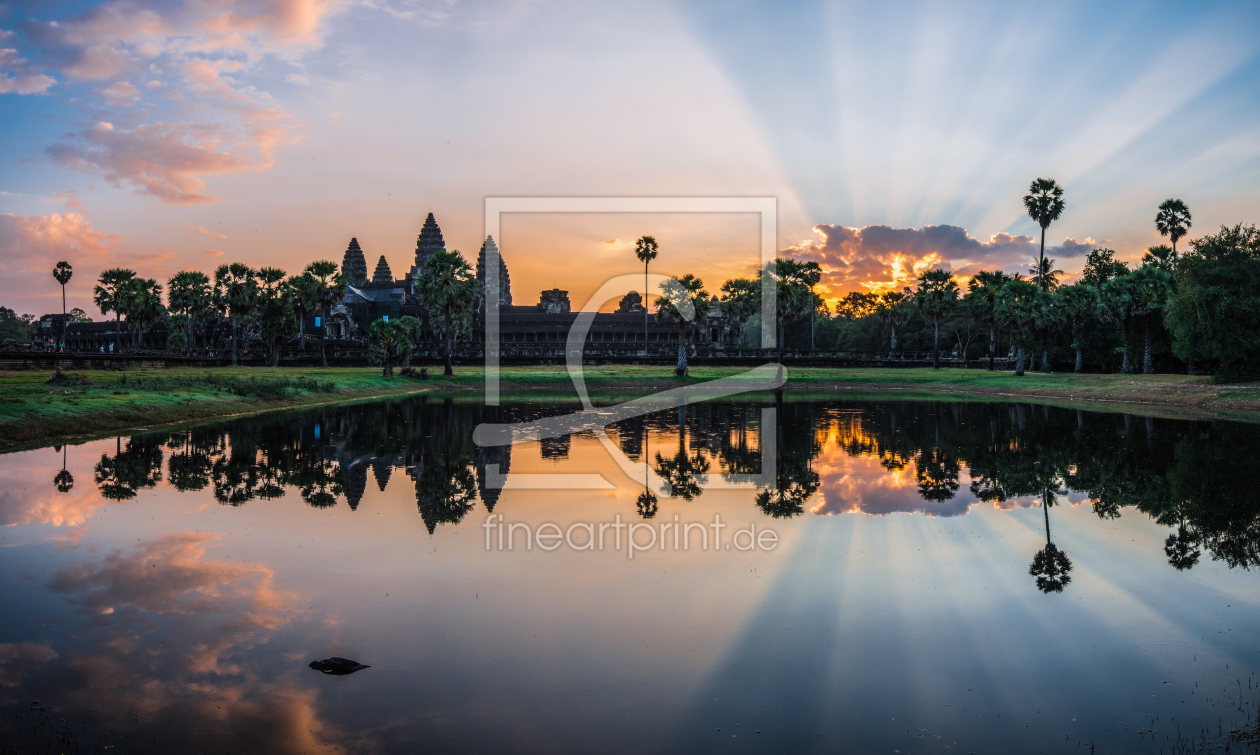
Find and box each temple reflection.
[80,398,1260,575]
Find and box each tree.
[167,270,214,350]
[255,267,294,366]
[303,261,346,368]
[634,235,658,353]
[93,268,136,353]
[289,273,322,353]
[1023,177,1066,291]
[994,279,1039,376]
[1027,257,1064,290]
[52,261,72,351]
[762,259,814,360]
[1029,288,1062,372]
[68,308,91,323]
[0,307,37,341]
[1164,224,1260,382]
[1100,273,1139,374]
[719,277,759,352]
[1055,284,1098,373]
[798,260,822,355]
[1155,198,1192,256]
[125,278,165,348]
[967,271,1007,370]
[1080,247,1129,288]
[1130,265,1173,374]
[913,268,959,369]
[369,316,420,377]
[214,263,257,366]
[415,249,477,377]
[835,291,879,320]
[875,290,913,352]
[1142,244,1176,273]
[655,274,712,375]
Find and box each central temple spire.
[407,213,446,293]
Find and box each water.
[1,396,1258,754]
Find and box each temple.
[325,212,743,357]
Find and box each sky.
[1,0,1259,316]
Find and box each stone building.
[325,212,743,356]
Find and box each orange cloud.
[0,47,55,93]
[48,121,267,204]
[786,224,1096,299]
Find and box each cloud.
[198,249,225,256]
[0,47,55,94]
[186,223,227,239]
[48,121,269,204]
[786,224,1097,296]
[96,80,140,106]
[0,211,128,314]
[284,73,311,85]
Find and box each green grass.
[2,364,1258,451]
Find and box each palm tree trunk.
[1120,319,1132,374]
[115,311,121,354]
[444,318,454,377]
[1043,495,1052,543]
[1015,343,1025,377]
[231,314,238,366]
[932,315,940,369]
[1187,359,1196,376]
[676,324,688,374]
[809,285,815,357]
[1143,318,1154,374]
[298,307,306,354]
[890,322,897,352]
[1043,348,1050,373]
[1038,226,1046,291]
[643,261,649,356]
[320,305,328,367]
[1074,325,1083,373]
[60,284,66,352]
[987,319,995,371]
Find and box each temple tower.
[341,238,368,288]
[406,213,445,292]
[475,235,513,311]
[372,255,393,286]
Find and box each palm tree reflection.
[1029,495,1073,593]
[54,445,73,493]
[655,406,709,502]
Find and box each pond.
[1,396,1258,754]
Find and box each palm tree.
[719,277,758,353]
[799,260,822,355]
[1055,283,1098,373]
[763,259,813,360]
[1023,177,1066,291]
[1130,265,1173,374]
[634,236,658,354]
[289,273,322,354]
[303,261,346,367]
[127,278,165,349]
[255,267,292,366]
[1026,257,1064,290]
[1100,273,1138,374]
[415,249,477,377]
[875,290,912,353]
[93,268,136,354]
[1155,198,1192,256]
[968,270,1007,370]
[994,279,1039,376]
[167,270,213,351]
[655,274,712,375]
[913,269,959,369]
[214,263,257,366]
[1029,288,1062,372]
[52,261,72,351]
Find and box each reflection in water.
[54,445,73,493]
[1029,497,1074,593]
[65,399,1260,574]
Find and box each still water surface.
[2,397,1259,753]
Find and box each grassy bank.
[2,364,1259,451]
